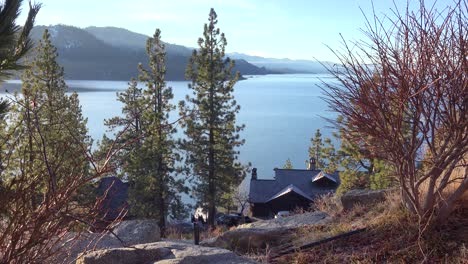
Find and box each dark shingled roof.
[249,169,340,203]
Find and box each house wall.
[250,203,274,219]
[267,192,312,214]
[250,192,313,219]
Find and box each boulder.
[76,245,171,264]
[201,227,294,253]
[76,240,258,264]
[113,219,161,246]
[201,211,330,253]
[340,189,388,210]
[237,211,329,229]
[52,232,123,263]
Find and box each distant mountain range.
[27,25,330,81]
[229,52,335,74]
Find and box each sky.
[18,0,453,61]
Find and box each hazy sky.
[18,0,452,61]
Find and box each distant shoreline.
[1,73,334,94]
[0,82,126,93]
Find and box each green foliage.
[0,0,40,118]
[0,0,41,82]
[179,8,247,227]
[102,29,187,229]
[334,117,396,195]
[309,129,324,168]
[307,119,396,195]
[370,159,395,190]
[95,79,144,178]
[2,29,89,194]
[283,158,293,169]
[308,129,338,173]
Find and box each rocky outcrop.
[53,232,123,263]
[201,227,294,253]
[201,212,330,253]
[76,240,258,264]
[340,189,388,210]
[113,219,161,246]
[237,211,330,229]
[76,245,171,264]
[54,220,161,263]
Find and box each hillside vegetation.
[27,25,275,80]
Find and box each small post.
[193,222,200,245]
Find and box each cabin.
[249,158,340,218]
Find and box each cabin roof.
[265,184,314,202]
[249,169,339,203]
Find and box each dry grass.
[291,191,403,248]
[273,190,468,264]
[418,155,468,206]
[245,244,274,263]
[312,192,343,217]
[164,224,231,241]
[200,226,232,241]
[164,225,193,241]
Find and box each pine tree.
[0,0,40,157]
[97,78,144,177]
[334,116,396,194]
[309,129,324,168]
[0,0,41,83]
[104,29,187,233]
[283,158,293,169]
[4,29,89,198]
[308,129,338,173]
[179,8,247,228]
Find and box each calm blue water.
[3,74,339,182]
[75,74,338,181]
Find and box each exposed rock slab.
[201,212,330,253]
[113,219,161,246]
[76,240,258,264]
[76,244,171,264]
[52,232,123,263]
[340,189,388,210]
[237,211,330,229]
[54,219,161,263]
[201,227,294,253]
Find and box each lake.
[3,74,339,184]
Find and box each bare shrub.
[324,0,468,223]
[312,193,342,217]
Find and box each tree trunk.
[400,186,418,214]
[208,128,216,228]
[159,195,165,237]
[436,175,468,223]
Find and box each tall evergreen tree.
[309,129,324,168]
[4,29,89,197]
[283,158,293,169]
[308,129,338,173]
[104,29,186,233]
[179,8,246,227]
[97,78,144,177]
[0,0,40,155]
[334,116,396,194]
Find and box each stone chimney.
[307,157,316,170]
[251,168,257,180]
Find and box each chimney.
[308,157,316,170]
[251,168,257,180]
